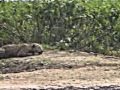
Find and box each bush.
[0,0,120,56]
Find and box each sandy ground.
[0,50,120,89]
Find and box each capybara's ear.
[32,44,35,48]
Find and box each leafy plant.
[0,0,120,56]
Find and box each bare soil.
[0,50,120,90]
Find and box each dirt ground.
[0,50,120,90]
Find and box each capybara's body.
[0,48,5,58]
[0,43,43,58]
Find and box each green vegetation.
[0,0,120,56]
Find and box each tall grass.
[0,0,120,56]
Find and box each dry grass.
[0,50,120,89]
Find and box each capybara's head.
[31,43,43,55]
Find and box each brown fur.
[0,43,43,58]
[0,48,5,58]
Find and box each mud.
[0,51,120,90]
[1,85,120,90]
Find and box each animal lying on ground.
[0,43,43,58]
[0,48,5,58]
